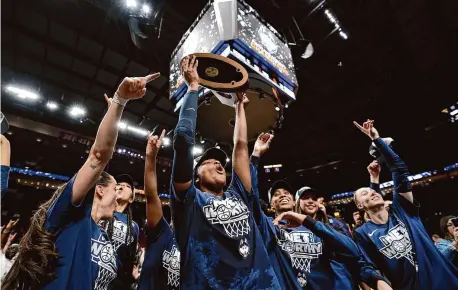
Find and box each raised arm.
[354,120,413,203]
[144,130,166,229]
[367,161,382,194]
[232,94,251,192]
[72,73,160,204]
[172,56,199,194]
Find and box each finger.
[257,133,264,140]
[193,59,198,70]
[267,134,274,143]
[104,93,110,103]
[145,72,161,83]
[136,88,147,98]
[353,121,365,132]
[189,55,196,70]
[182,57,189,72]
[135,78,141,91]
[159,129,166,141]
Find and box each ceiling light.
[193,146,203,156]
[163,137,171,147]
[226,158,230,162]
[118,121,128,130]
[6,86,39,100]
[275,106,280,112]
[46,101,58,110]
[127,126,149,136]
[339,31,348,40]
[450,109,458,116]
[126,0,137,8]
[36,138,42,142]
[301,42,314,59]
[285,103,289,109]
[141,3,151,14]
[69,106,86,117]
[200,139,205,144]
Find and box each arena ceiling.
[2,0,458,199]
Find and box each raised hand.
[6,218,19,231]
[116,73,161,100]
[7,232,17,242]
[146,129,166,158]
[104,93,112,108]
[273,211,306,229]
[180,55,199,89]
[353,119,380,140]
[235,92,249,107]
[253,133,274,156]
[367,160,381,178]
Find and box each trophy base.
[196,90,278,143]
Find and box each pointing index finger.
[145,72,161,83]
[159,129,166,141]
[353,121,365,132]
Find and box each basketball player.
[138,129,180,290]
[98,95,140,289]
[170,55,280,288]
[352,119,458,289]
[99,173,139,289]
[2,73,160,290]
[249,133,391,289]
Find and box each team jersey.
[249,160,384,289]
[44,176,118,290]
[1,165,10,197]
[354,194,458,290]
[99,212,139,289]
[354,137,458,289]
[170,169,280,289]
[139,217,180,290]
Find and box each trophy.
[170,0,298,143]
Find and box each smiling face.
[197,158,227,192]
[299,196,318,216]
[271,188,295,213]
[354,187,385,211]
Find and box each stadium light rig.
[69,106,86,118]
[46,101,59,110]
[6,86,39,100]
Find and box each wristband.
[112,92,129,107]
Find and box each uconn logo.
[378,223,415,266]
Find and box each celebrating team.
[1,55,457,290]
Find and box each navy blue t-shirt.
[1,165,10,197]
[249,161,383,290]
[170,169,280,289]
[354,193,458,290]
[99,212,139,288]
[139,217,180,290]
[44,176,118,290]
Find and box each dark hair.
[2,172,113,290]
[5,244,20,260]
[440,215,456,241]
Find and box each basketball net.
[291,256,312,273]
